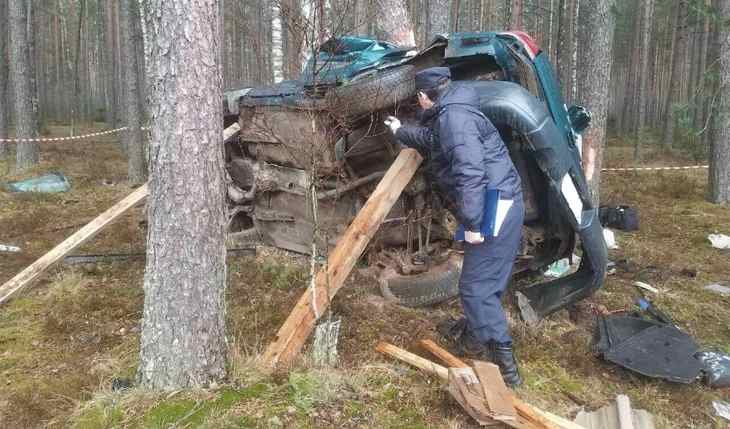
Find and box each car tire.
[379,255,462,307]
[325,65,416,119]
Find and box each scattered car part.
[712,400,730,422]
[7,172,71,193]
[574,394,655,429]
[594,313,703,384]
[696,351,730,388]
[0,244,21,253]
[633,281,659,295]
[703,283,730,296]
[708,234,730,249]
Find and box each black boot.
[437,317,489,358]
[493,342,522,387]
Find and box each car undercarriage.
[222,32,607,324]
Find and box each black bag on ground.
[599,205,639,231]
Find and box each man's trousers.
[459,196,524,345]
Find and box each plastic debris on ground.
[544,254,581,278]
[574,394,655,429]
[594,301,703,384]
[708,234,730,249]
[0,244,21,253]
[603,228,618,249]
[633,281,659,294]
[713,401,730,422]
[704,283,730,296]
[6,172,71,193]
[696,351,730,388]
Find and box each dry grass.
[0,132,728,428]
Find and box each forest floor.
[0,128,728,428]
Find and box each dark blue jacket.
[396,84,522,231]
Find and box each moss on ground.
[1,135,729,428]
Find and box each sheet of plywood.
[474,361,517,420]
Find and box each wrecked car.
[222,32,607,324]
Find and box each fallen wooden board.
[0,123,241,305]
[414,339,572,429]
[376,341,449,380]
[261,148,423,369]
[448,366,499,425]
[0,183,149,305]
[474,361,517,420]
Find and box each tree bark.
[120,0,145,184]
[9,0,39,170]
[138,0,228,389]
[272,0,284,82]
[373,0,416,46]
[510,0,523,30]
[0,0,9,158]
[577,0,614,206]
[709,0,730,203]
[556,0,578,103]
[634,0,653,160]
[428,0,450,37]
[662,2,686,149]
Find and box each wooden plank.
[0,123,241,306]
[616,395,635,429]
[420,339,470,368]
[261,148,423,369]
[448,367,499,426]
[474,361,517,420]
[0,183,149,305]
[375,341,449,380]
[416,339,564,429]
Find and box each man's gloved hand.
[384,116,401,134]
[465,231,484,244]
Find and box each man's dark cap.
[415,67,451,91]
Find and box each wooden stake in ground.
[261,148,423,370]
[0,123,240,306]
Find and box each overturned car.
[222,32,607,324]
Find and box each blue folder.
[454,189,501,240]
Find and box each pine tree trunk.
[557,0,578,103]
[709,0,730,203]
[138,0,228,389]
[374,0,416,46]
[634,0,653,160]
[577,0,614,206]
[0,0,9,158]
[662,3,685,149]
[510,0,523,30]
[120,0,145,184]
[271,1,284,83]
[429,0,450,36]
[9,0,39,170]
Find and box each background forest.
[1,1,730,428]
[0,0,722,161]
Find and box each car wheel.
[325,65,415,119]
[379,254,462,307]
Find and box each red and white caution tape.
[0,126,150,143]
[602,165,708,172]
